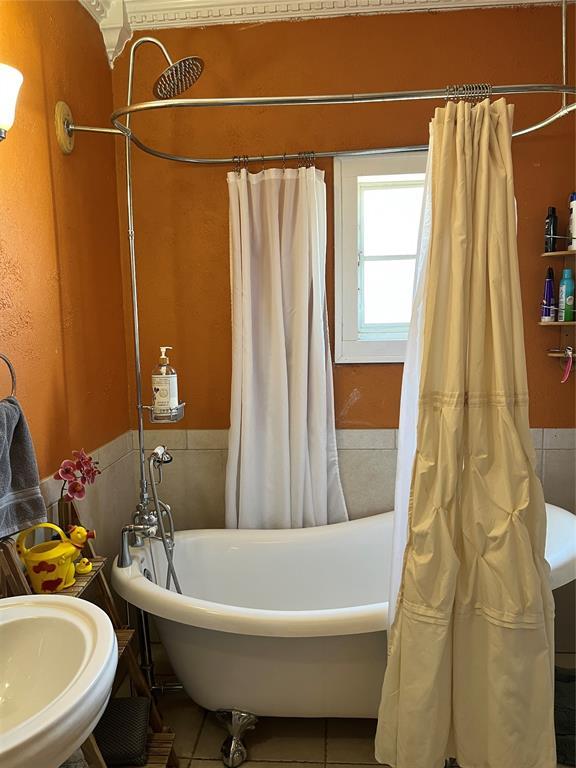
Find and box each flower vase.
[58,498,73,530]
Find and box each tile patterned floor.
[159,694,573,768]
[159,693,380,766]
[159,647,576,767]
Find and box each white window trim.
[334,151,428,364]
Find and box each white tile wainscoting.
[40,427,575,649]
[126,427,575,526]
[40,427,575,544]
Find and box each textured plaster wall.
[0,0,130,476]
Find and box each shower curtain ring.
[233,156,241,176]
[282,153,286,171]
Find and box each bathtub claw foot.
[216,710,258,768]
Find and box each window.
[334,152,427,363]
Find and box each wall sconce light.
[0,63,24,141]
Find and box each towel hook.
[0,354,16,398]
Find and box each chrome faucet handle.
[118,523,158,568]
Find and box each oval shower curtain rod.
[110,87,576,166]
[60,83,576,166]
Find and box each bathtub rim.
[112,555,390,638]
[112,512,391,638]
[111,503,576,638]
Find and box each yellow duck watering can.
[16,522,95,593]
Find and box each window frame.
[333,151,428,364]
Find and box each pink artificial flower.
[53,460,77,482]
[57,449,100,502]
[83,465,101,485]
[65,479,86,501]
[75,450,101,485]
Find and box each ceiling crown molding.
[79,0,132,65]
[79,0,572,67]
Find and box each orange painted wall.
[112,5,575,431]
[0,0,129,476]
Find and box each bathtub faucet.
[118,523,157,568]
[118,445,182,593]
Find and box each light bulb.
[0,63,24,139]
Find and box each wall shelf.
[541,250,575,258]
[538,321,576,327]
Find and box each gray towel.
[0,396,47,539]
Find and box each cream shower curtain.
[377,99,555,768]
[225,167,348,529]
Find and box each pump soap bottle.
[152,346,179,417]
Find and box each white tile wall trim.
[39,427,575,540]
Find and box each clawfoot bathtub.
[112,504,576,758]
[113,512,394,719]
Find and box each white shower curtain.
[388,137,433,625]
[225,167,348,529]
[377,99,555,768]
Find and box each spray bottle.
[152,346,179,416]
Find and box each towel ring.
[0,354,16,398]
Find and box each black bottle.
[545,206,558,253]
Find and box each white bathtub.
[112,503,576,718]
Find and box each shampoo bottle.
[558,268,575,322]
[541,267,556,323]
[152,346,179,416]
[544,206,558,253]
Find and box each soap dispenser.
[152,346,179,416]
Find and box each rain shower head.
[153,56,204,99]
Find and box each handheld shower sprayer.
[152,445,173,462]
[118,444,182,594]
[148,446,182,594]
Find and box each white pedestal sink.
[0,594,118,768]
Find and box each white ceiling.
[78,0,572,66]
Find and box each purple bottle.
[541,266,556,323]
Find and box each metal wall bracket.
[55,101,75,155]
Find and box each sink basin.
[0,595,117,768]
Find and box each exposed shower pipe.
[124,39,173,518]
[123,37,196,521]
